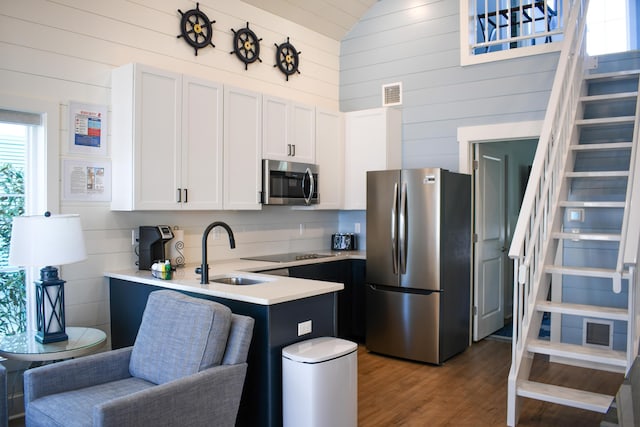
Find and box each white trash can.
[282,337,357,427]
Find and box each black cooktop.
[241,252,335,263]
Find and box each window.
[586,0,629,55]
[0,106,49,337]
[0,123,28,336]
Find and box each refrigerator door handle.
[399,181,407,274]
[391,182,398,274]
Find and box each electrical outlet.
[297,320,312,336]
[213,228,221,240]
[354,223,361,233]
[299,223,305,235]
[131,229,139,246]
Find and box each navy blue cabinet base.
[288,259,366,343]
[109,279,337,427]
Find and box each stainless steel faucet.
[195,221,236,284]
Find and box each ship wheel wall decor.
[230,22,262,70]
[177,2,216,56]
[274,37,301,81]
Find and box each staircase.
[506,1,640,425]
[514,67,638,419]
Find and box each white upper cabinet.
[111,64,181,210]
[262,95,315,164]
[315,109,344,210]
[111,64,223,211]
[181,75,223,210]
[224,86,263,210]
[343,108,402,210]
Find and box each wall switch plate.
[297,320,312,336]
[354,223,361,233]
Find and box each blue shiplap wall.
[339,0,559,171]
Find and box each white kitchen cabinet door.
[181,76,223,210]
[262,95,315,164]
[224,86,262,210]
[315,109,344,209]
[343,108,402,210]
[111,63,182,210]
[290,102,315,163]
[262,96,289,161]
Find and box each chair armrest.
[24,347,133,404]
[95,363,248,427]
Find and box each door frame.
[458,120,542,341]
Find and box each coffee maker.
[138,225,174,270]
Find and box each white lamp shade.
[9,214,88,267]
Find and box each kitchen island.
[105,255,360,427]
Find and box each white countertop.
[105,251,365,306]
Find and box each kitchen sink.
[209,275,269,286]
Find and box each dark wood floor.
[358,338,624,426]
[10,338,624,426]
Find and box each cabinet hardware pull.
[184,188,188,203]
[177,188,182,203]
[292,144,296,156]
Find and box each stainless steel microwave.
[262,159,319,205]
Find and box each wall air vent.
[583,318,613,349]
[382,82,402,107]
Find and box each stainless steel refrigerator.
[366,168,471,364]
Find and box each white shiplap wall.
[0,0,342,343]
[339,0,560,170]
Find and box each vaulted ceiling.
[240,0,377,40]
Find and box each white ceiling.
[240,0,377,40]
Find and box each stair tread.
[565,171,629,178]
[527,338,627,367]
[585,69,640,80]
[581,91,638,102]
[544,265,631,280]
[559,201,625,208]
[571,142,633,151]
[518,380,614,413]
[536,300,628,320]
[551,231,621,241]
[576,116,635,126]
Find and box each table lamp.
[8,212,87,343]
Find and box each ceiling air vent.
[382,82,402,107]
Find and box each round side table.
[0,327,107,362]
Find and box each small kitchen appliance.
[138,225,174,270]
[262,159,319,205]
[331,233,357,251]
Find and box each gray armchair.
[23,290,254,427]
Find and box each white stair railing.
[612,86,640,295]
[622,92,640,368]
[507,0,588,425]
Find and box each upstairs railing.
[507,0,588,376]
[472,0,566,54]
